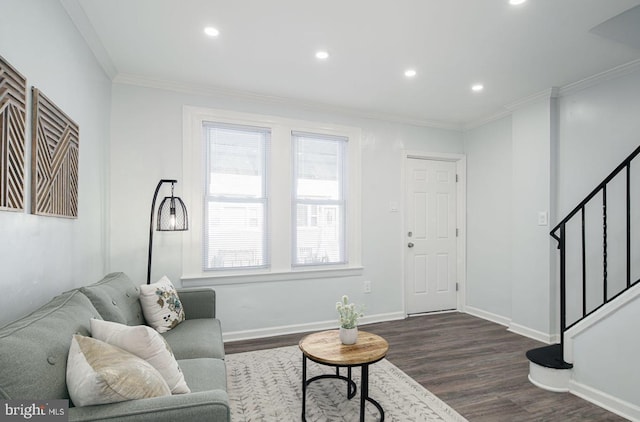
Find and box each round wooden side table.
[299,330,389,421]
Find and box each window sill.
[180,266,364,287]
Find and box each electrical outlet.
[363,280,372,293]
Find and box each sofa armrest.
[177,288,216,319]
[68,390,229,422]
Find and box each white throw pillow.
[139,276,185,333]
[66,334,170,407]
[90,318,190,394]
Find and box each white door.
[405,158,457,314]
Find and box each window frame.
[182,106,362,285]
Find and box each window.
[182,107,361,282]
[293,132,347,266]
[203,123,269,270]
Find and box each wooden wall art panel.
[0,55,27,212]
[31,88,79,218]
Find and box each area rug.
[226,345,468,422]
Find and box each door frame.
[402,150,467,316]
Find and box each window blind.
[203,122,270,270]
[292,131,347,266]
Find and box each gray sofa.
[0,272,230,421]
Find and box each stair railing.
[551,144,640,354]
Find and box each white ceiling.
[67,0,640,129]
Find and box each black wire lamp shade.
[147,179,189,284]
[157,193,188,231]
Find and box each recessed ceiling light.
[315,51,330,60]
[509,0,527,5]
[471,84,484,92]
[404,69,417,78]
[204,27,220,37]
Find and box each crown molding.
[113,73,464,131]
[463,88,560,131]
[465,58,640,131]
[504,87,560,111]
[60,0,118,79]
[463,109,512,131]
[559,58,640,97]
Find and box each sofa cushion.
[67,389,230,422]
[67,335,171,407]
[80,272,145,326]
[162,318,225,360]
[178,358,227,392]
[90,319,190,394]
[0,290,101,400]
[177,288,216,319]
[139,276,185,333]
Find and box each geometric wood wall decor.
[0,54,27,212]
[31,87,79,218]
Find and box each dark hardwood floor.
[224,312,628,421]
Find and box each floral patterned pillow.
[139,276,185,333]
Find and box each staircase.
[527,144,640,392]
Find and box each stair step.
[526,344,573,369]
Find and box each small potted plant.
[336,295,364,345]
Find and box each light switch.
[538,211,548,226]
[389,202,398,212]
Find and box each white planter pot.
[339,327,358,345]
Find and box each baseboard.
[464,305,511,327]
[508,322,554,344]
[223,311,406,342]
[225,305,552,344]
[463,306,558,344]
[570,380,640,422]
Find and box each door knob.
[408,242,414,248]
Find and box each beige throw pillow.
[139,276,185,333]
[90,318,190,394]
[66,335,170,407]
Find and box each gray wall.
[464,97,557,340]
[464,116,513,318]
[0,0,111,325]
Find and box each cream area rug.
[226,345,468,422]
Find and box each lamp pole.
[147,179,178,284]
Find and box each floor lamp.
[147,179,189,284]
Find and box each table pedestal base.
[301,355,385,422]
